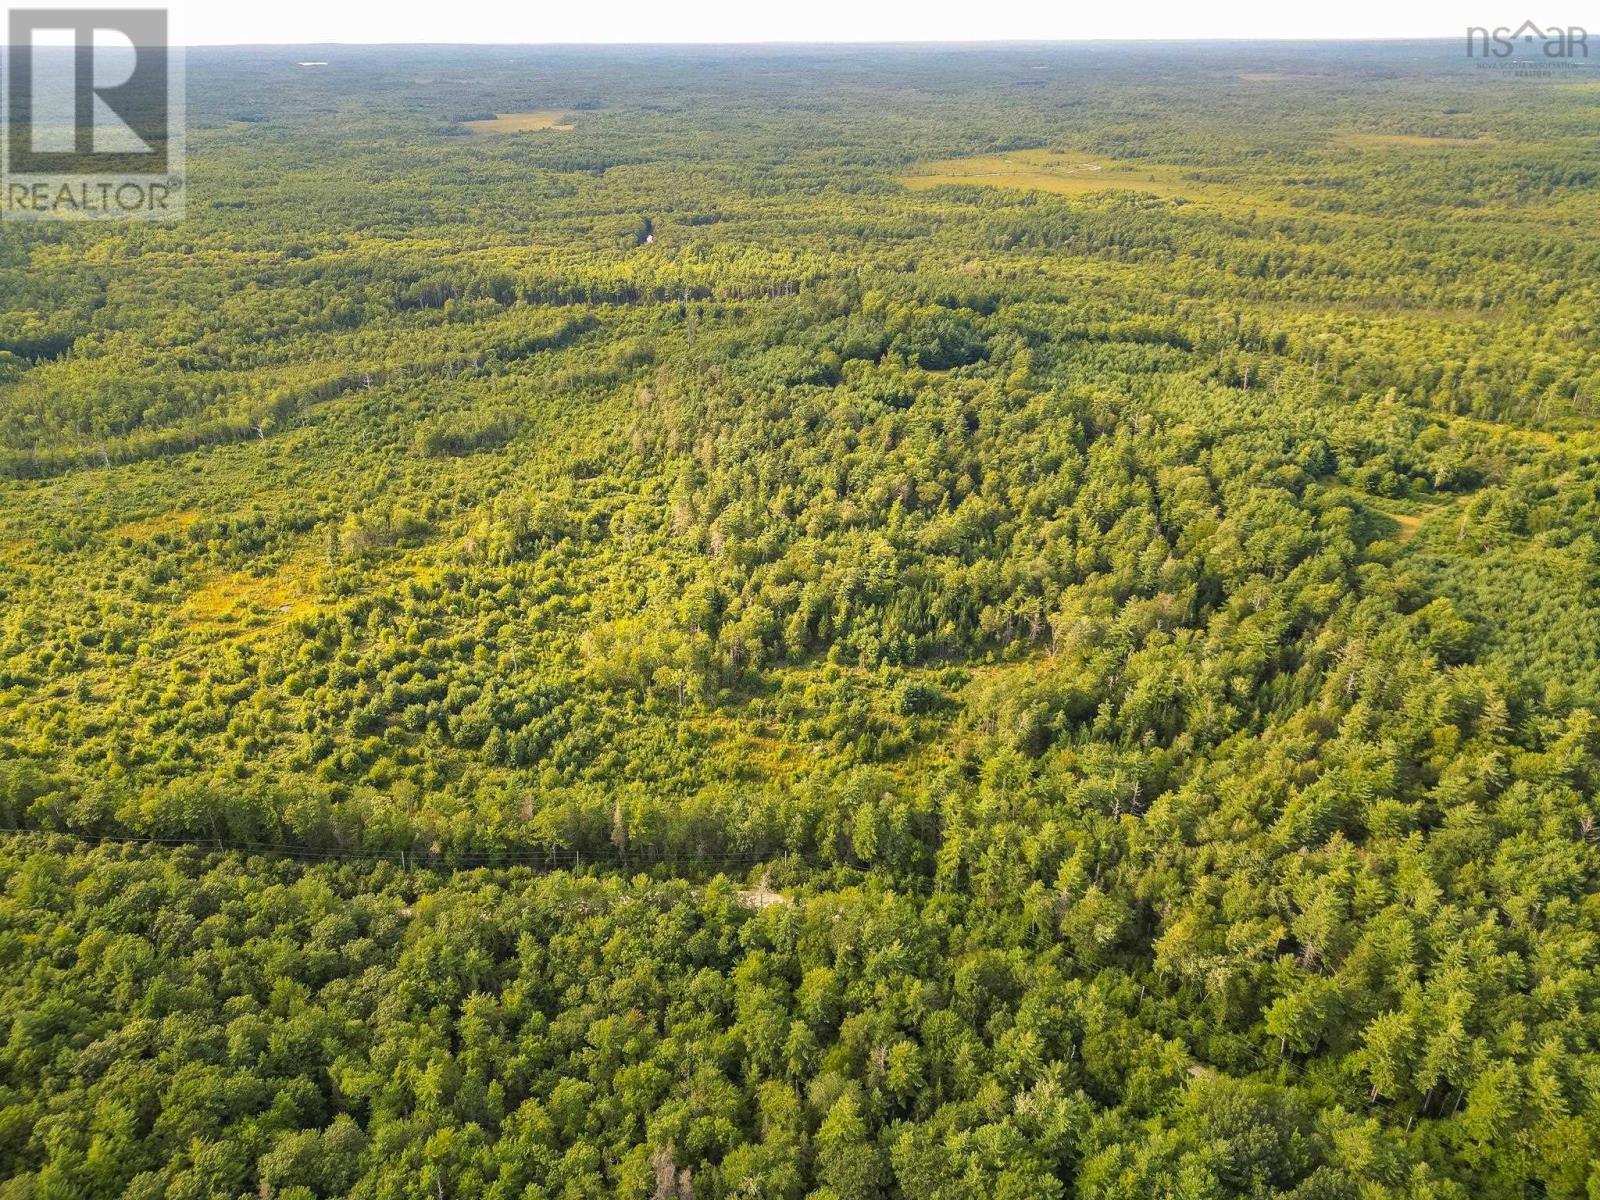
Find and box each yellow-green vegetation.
[177,552,319,634]
[461,109,575,133]
[902,148,1211,201]
[111,508,199,541]
[1338,131,1494,149]
[4,40,1600,1200]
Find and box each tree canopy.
[2,39,1600,1200]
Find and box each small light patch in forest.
[1371,497,1459,543]
[737,879,790,909]
[900,149,1219,203]
[1321,481,1456,546]
[112,509,199,541]
[1384,510,1426,541]
[178,555,317,636]
[462,111,576,134]
[684,713,807,782]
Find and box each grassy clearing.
[1313,479,1460,545]
[112,509,199,541]
[1383,510,1427,542]
[897,148,1314,214]
[687,711,810,782]
[901,149,1208,201]
[899,139,1498,217]
[461,111,575,134]
[1453,415,1588,451]
[178,551,318,637]
[1367,499,1456,544]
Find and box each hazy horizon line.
[2,34,1489,50]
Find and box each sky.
[5,0,1523,44]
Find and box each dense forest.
[3,39,1600,1199]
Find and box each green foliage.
[1,39,1600,1200]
